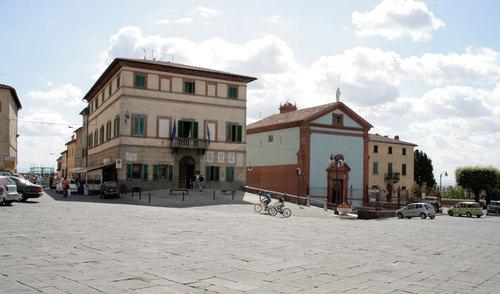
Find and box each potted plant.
[338,202,352,215]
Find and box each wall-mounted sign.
[125,152,137,161]
[115,159,123,169]
[217,152,225,163]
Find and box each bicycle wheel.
[282,208,291,218]
[268,206,278,216]
[254,203,263,213]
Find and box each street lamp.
[438,171,448,210]
[296,167,301,205]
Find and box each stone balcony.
[171,137,209,153]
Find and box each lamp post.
[438,171,448,209]
[296,167,301,205]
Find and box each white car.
[56,179,78,195]
[0,176,22,205]
[396,203,436,219]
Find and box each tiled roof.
[369,134,417,146]
[0,84,22,110]
[247,103,337,130]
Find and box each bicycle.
[270,205,291,218]
[254,198,276,215]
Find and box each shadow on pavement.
[43,188,254,209]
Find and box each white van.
[0,176,22,205]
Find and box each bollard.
[324,199,327,211]
[139,191,141,200]
[213,190,215,200]
[232,191,235,200]
[131,191,134,198]
[182,191,185,202]
[148,193,151,203]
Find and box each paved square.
[1,191,499,293]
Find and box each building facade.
[0,84,22,171]
[246,101,372,208]
[368,134,417,204]
[83,58,256,191]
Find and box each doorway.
[386,184,393,202]
[179,156,195,188]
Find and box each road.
[1,190,499,293]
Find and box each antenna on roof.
[151,48,154,60]
[143,48,147,60]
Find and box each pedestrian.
[49,174,54,189]
[199,174,205,191]
[62,177,69,198]
[190,174,197,190]
[36,174,44,186]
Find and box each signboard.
[115,159,123,169]
[125,152,137,161]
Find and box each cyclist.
[276,196,285,211]
[262,193,272,210]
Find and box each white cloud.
[156,19,170,25]
[352,0,445,42]
[174,17,194,24]
[28,83,84,106]
[195,7,220,18]
[92,26,500,184]
[267,15,291,25]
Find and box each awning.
[69,167,88,174]
[86,162,116,172]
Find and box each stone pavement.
[0,190,499,293]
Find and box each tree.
[414,149,436,187]
[455,167,498,203]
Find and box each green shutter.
[153,164,158,180]
[226,166,234,182]
[388,163,393,174]
[214,166,220,182]
[139,116,145,136]
[193,122,198,139]
[167,165,173,181]
[237,125,242,142]
[142,164,148,181]
[126,164,132,180]
[178,121,184,138]
[228,125,233,142]
[206,166,210,181]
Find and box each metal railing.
[171,138,209,149]
[384,172,400,182]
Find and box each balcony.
[171,137,209,153]
[384,172,400,183]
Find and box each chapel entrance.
[178,156,195,188]
[326,157,351,209]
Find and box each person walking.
[62,177,69,198]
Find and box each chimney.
[394,135,399,140]
[279,102,297,114]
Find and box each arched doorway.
[326,161,350,209]
[179,156,195,188]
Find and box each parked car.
[0,176,22,205]
[396,203,436,219]
[100,181,119,198]
[56,179,78,195]
[486,201,500,215]
[8,176,43,201]
[448,202,483,218]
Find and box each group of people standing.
[190,172,205,191]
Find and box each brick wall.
[246,164,308,196]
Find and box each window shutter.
[178,121,184,138]
[205,166,210,181]
[167,165,173,181]
[215,166,220,182]
[153,164,158,180]
[228,124,233,142]
[237,125,242,142]
[193,122,198,139]
[143,164,148,181]
[226,166,234,182]
[139,116,145,136]
[126,164,132,180]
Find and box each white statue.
[336,87,341,102]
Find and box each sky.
[1,0,499,186]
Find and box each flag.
[206,125,211,143]
[171,119,176,138]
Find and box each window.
[94,98,98,110]
[153,164,174,181]
[142,164,148,181]
[178,120,198,138]
[88,134,93,148]
[402,164,407,176]
[183,80,195,94]
[106,120,112,140]
[228,86,238,99]
[117,74,121,87]
[100,125,105,143]
[415,204,423,209]
[388,146,392,154]
[227,123,242,142]
[374,145,378,153]
[388,162,393,174]
[108,84,112,96]
[101,91,104,103]
[131,115,146,137]
[332,113,343,126]
[134,74,146,88]
[226,166,235,182]
[127,164,143,180]
[205,166,220,182]
[158,118,171,138]
[373,162,378,175]
[113,115,120,137]
[402,148,406,155]
[402,186,406,191]
[94,130,98,146]
[268,135,274,143]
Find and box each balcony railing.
[384,172,400,182]
[171,137,209,150]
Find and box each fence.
[309,186,364,208]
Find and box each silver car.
[0,176,22,205]
[396,203,436,219]
[487,201,500,215]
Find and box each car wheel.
[19,195,27,202]
[420,212,427,219]
[448,210,453,216]
[466,212,472,218]
[429,215,435,219]
[4,201,13,206]
[397,212,403,219]
[476,215,482,218]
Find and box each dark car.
[100,181,119,198]
[487,201,500,215]
[9,176,43,201]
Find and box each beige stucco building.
[83,58,256,191]
[0,84,22,172]
[368,134,417,204]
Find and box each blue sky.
[1,0,499,185]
